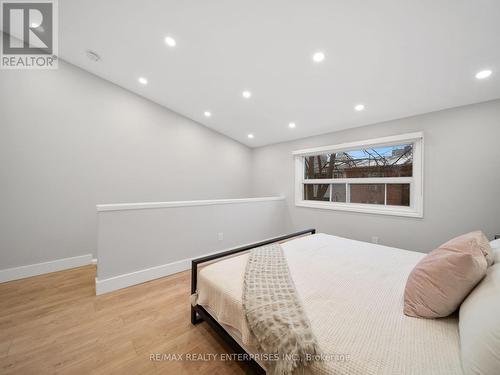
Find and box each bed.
[190,230,463,375]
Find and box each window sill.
[295,200,423,218]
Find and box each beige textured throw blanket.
[242,243,320,375]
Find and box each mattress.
[196,233,463,375]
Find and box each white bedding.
[196,233,463,375]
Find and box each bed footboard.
[190,228,315,324]
[189,228,315,374]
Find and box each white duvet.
[197,233,463,375]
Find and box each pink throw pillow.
[448,230,493,266]
[404,232,489,318]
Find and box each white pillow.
[490,239,500,264]
[459,262,500,375]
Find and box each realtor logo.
[1,0,58,69]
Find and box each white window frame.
[293,132,424,218]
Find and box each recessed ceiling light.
[204,111,211,117]
[138,77,148,85]
[354,104,365,111]
[475,69,492,80]
[247,133,254,139]
[288,122,296,128]
[312,52,325,63]
[242,90,252,99]
[164,36,176,47]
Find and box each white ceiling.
[59,0,500,147]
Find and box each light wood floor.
[0,266,250,375]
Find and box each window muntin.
[304,183,411,207]
[294,133,423,217]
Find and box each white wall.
[0,61,253,270]
[95,197,291,294]
[2,57,499,279]
[252,100,500,252]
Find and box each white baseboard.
[95,258,190,295]
[0,254,93,283]
[94,234,289,295]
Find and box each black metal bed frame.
[190,228,316,374]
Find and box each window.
[293,132,423,217]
